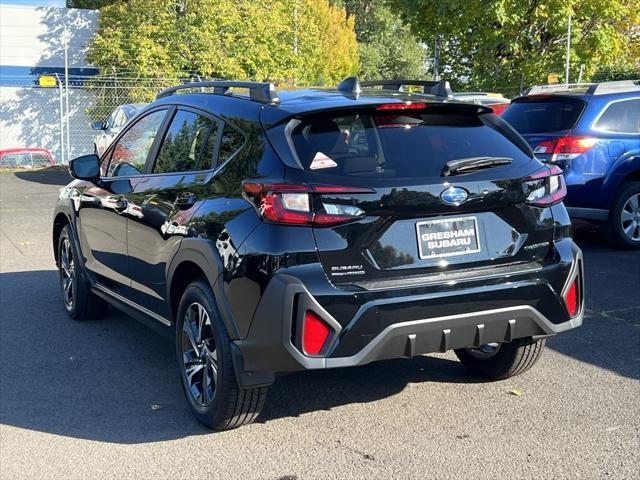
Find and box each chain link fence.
[2,70,573,169]
[0,75,174,167]
[65,76,173,162]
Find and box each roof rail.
[589,79,640,95]
[525,80,640,96]
[360,79,454,98]
[525,83,592,95]
[156,80,280,104]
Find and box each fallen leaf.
[508,388,525,396]
[19,241,32,246]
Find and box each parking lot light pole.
[54,73,65,165]
[565,15,572,86]
[64,15,70,164]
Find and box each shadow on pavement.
[0,249,637,442]
[12,167,71,186]
[0,270,472,444]
[548,225,640,380]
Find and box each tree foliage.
[592,63,640,81]
[66,0,118,8]
[87,0,358,91]
[335,0,427,79]
[391,0,640,92]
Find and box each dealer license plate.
[416,217,481,259]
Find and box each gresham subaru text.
[53,78,584,430]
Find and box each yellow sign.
[38,75,57,88]
[547,73,559,84]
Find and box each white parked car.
[92,104,145,156]
[454,92,510,115]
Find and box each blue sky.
[0,0,65,7]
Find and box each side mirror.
[69,154,100,182]
[91,121,105,131]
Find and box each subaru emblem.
[440,187,469,206]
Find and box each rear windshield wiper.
[442,156,513,176]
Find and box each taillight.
[302,310,331,355]
[243,182,369,226]
[488,103,509,115]
[523,165,567,207]
[533,136,598,161]
[376,102,426,110]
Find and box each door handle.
[175,192,197,209]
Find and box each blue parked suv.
[502,80,640,248]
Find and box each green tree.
[336,0,428,79]
[391,0,640,93]
[66,0,118,8]
[87,0,358,90]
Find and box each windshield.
[502,99,586,134]
[290,111,532,178]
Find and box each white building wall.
[0,5,99,162]
[1,4,98,70]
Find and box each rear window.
[502,99,586,134]
[290,110,531,178]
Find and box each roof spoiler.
[156,80,280,104]
[359,79,454,98]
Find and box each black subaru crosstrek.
[53,78,584,430]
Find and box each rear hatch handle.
[442,156,513,176]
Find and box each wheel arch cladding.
[166,239,241,339]
[52,213,70,262]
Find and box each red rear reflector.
[564,279,579,317]
[376,102,426,111]
[302,310,331,355]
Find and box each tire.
[454,338,546,380]
[176,279,267,430]
[57,224,105,320]
[602,182,640,250]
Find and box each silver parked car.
[92,104,145,156]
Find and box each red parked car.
[0,148,55,168]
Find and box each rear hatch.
[281,103,557,288]
[501,95,587,159]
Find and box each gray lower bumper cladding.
[234,255,584,376]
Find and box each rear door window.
[593,99,640,134]
[290,110,532,178]
[502,99,586,133]
[153,109,219,173]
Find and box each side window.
[217,123,246,165]
[112,109,124,128]
[105,110,117,129]
[153,110,219,174]
[107,109,166,177]
[594,99,640,134]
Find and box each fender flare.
[52,200,82,265]
[602,152,640,205]
[166,238,241,339]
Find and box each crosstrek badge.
[309,152,338,170]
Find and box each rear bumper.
[233,242,583,380]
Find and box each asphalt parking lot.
[0,168,638,480]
